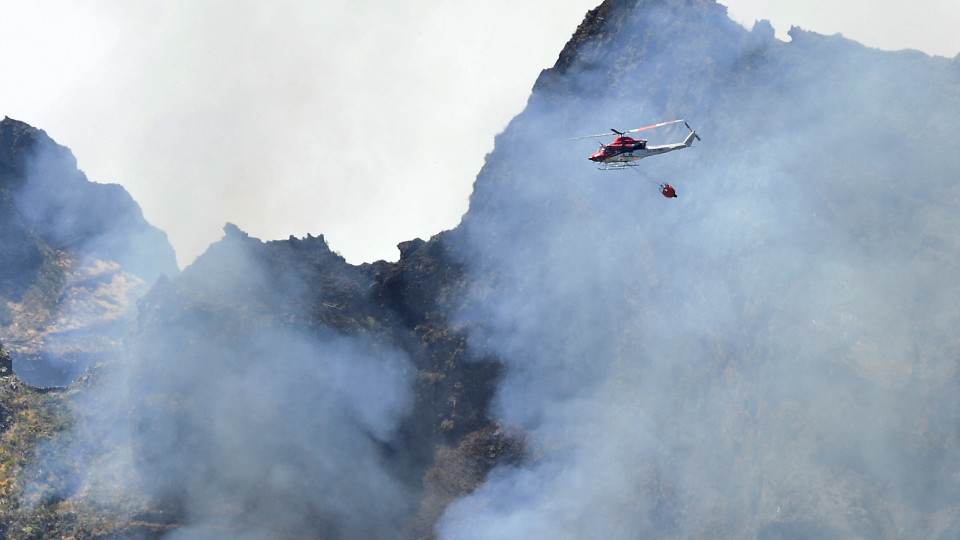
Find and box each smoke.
[1,120,178,386]
[28,229,417,538]
[11,130,177,284]
[128,327,414,538]
[7,0,592,268]
[438,1,960,538]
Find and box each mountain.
[114,225,511,537]
[0,117,179,386]
[441,1,960,538]
[0,224,512,538]
[4,0,960,538]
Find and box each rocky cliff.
[4,0,960,538]
[0,117,179,386]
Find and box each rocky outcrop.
[0,117,178,386]
[0,117,177,283]
[79,224,511,538]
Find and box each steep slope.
[0,117,179,386]
[440,0,960,538]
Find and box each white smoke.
[438,1,960,538]
[29,230,418,538]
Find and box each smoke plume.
[439,1,960,537]
[31,228,418,538]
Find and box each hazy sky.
[2,0,958,268]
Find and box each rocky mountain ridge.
[0,116,179,386]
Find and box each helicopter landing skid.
[597,162,639,171]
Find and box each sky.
[1,0,958,269]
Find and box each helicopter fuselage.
[589,131,698,163]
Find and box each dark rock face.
[113,225,507,538]
[0,117,178,286]
[0,341,12,375]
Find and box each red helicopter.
[571,119,700,170]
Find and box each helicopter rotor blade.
[623,119,685,134]
[567,131,620,140]
[567,119,685,140]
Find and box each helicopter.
[571,119,700,170]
